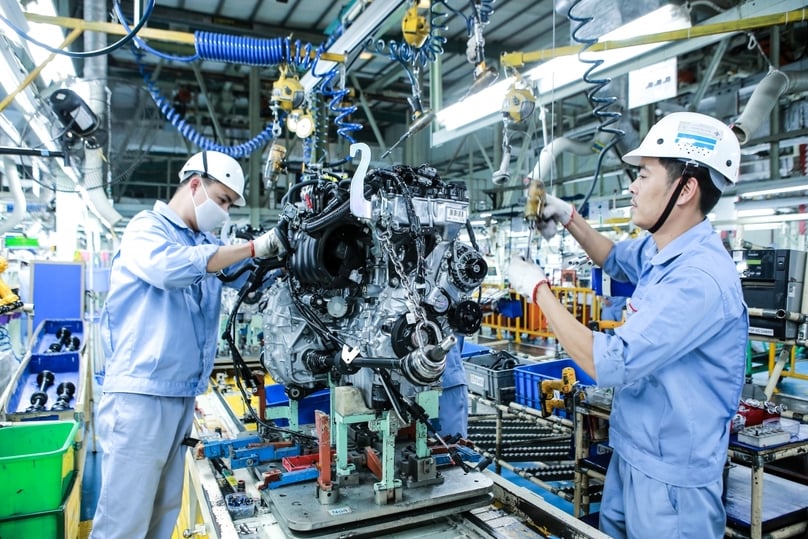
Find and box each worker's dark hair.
[658,157,721,215]
[178,174,215,188]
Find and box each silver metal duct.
[0,157,27,234]
[83,0,122,229]
[731,68,808,145]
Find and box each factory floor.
[76,345,808,538]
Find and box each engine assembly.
[261,148,486,406]
[253,144,488,509]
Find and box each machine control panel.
[733,249,806,340]
[734,249,797,281]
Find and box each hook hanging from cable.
[460,0,498,100]
[493,71,535,185]
[745,32,775,71]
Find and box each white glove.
[507,255,548,303]
[253,227,286,258]
[537,218,559,241]
[541,194,575,227]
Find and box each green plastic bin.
[0,473,78,539]
[0,420,79,518]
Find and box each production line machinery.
[186,382,608,539]
[184,144,608,538]
[207,143,496,535]
[734,248,808,406]
[190,143,808,536]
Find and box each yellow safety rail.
[23,12,346,64]
[481,285,601,344]
[501,8,808,68]
[767,343,808,383]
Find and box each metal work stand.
[727,436,808,539]
[572,400,611,519]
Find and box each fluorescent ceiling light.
[604,4,689,41]
[740,184,807,198]
[0,113,21,141]
[742,223,781,231]
[736,208,775,218]
[300,1,407,91]
[528,5,690,94]
[435,5,690,132]
[0,50,37,113]
[435,78,511,130]
[22,1,76,85]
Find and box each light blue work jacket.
[100,201,250,397]
[442,335,467,388]
[592,219,748,487]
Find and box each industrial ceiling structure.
[1,0,807,239]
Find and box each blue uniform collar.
[153,200,190,230]
[651,218,712,265]
[152,200,221,244]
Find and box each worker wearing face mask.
[90,150,286,539]
[509,112,748,538]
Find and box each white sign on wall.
[628,57,678,110]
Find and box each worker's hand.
[537,218,559,241]
[541,194,575,228]
[507,255,548,303]
[253,227,286,258]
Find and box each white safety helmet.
[622,112,740,193]
[178,150,246,206]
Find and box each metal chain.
[746,33,774,71]
[377,226,429,329]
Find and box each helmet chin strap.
[647,175,688,234]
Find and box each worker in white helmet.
[509,112,748,538]
[90,150,286,539]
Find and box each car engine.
[260,153,487,416]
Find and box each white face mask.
[192,180,228,232]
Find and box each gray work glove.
[253,227,286,258]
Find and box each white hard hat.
[622,112,740,192]
[178,150,246,206]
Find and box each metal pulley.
[286,108,315,138]
[502,80,536,123]
[271,66,306,112]
[402,2,430,48]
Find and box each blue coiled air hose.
[312,59,361,145]
[567,0,625,209]
[133,49,278,159]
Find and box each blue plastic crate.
[514,359,595,414]
[4,353,82,420]
[591,267,635,298]
[265,385,330,426]
[460,340,491,358]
